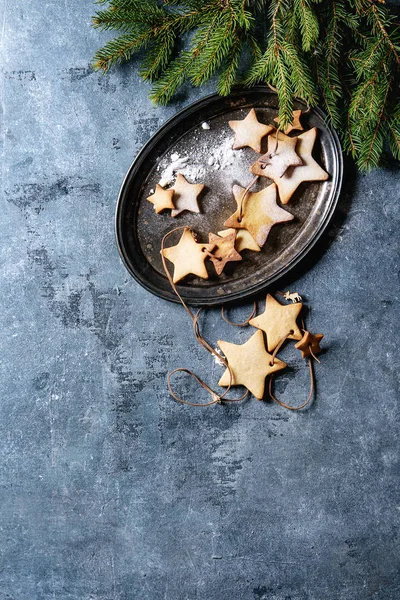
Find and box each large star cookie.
[249,294,303,352]
[229,108,274,153]
[208,232,242,275]
[170,173,204,217]
[218,330,286,400]
[253,131,303,178]
[161,228,215,283]
[224,183,294,247]
[274,109,304,134]
[295,331,324,359]
[218,228,261,252]
[251,128,328,204]
[146,184,175,214]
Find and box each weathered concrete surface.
[0,2,399,599]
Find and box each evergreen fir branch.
[280,40,317,105]
[149,52,193,105]
[189,13,237,86]
[387,104,400,161]
[139,30,176,82]
[217,34,243,95]
[352,76,391,170]
[92,0,400,169]
[93,29,152,71]
[274,51,295,128]
[367,3,400,65]
[295,0,319,52]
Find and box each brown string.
[258,134,280,170]
[269,357,315,411]
[221,302,257,327]
[237,175,259,223]
[268,328,316,411]
[202,248,219,260]
[269,330,294,366]
[161,227,249,407]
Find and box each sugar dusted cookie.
[218,330,286,400]
[161,227,215,283]
[249,294,303,352]
[251,128,328,205]
[218,228,261,252]
[224,183,294,247]
[229,108,274,153]
[253,131,303,178]
[170,173,204,217]
[274,109,304,134]
[208,232,242,275]
[147,184,175,214]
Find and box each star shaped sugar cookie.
[208,232,242,275]
[218,330,286,400]
[229,108,274,153]
[249,294,303,352]
[252,128,329,205]
[170,173,204,217]
[218,228,261,252]
[274,109,304,134]
[295,331,324,359]
[161,228,215,283]
[146,184,175,214]
[224,183,294,247]
[251,131,303,178]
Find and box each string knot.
[211,393,222,404]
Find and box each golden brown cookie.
[252,131,303,178]
[295,331,324,358]
[146,184,175,214]
[208,232,242,275]
[249,294,303,352]
[224,183,294,247]
[251,128,328,205]
[274,109,304,134]
[170,173,204,217]
[229,108,274,153]
[218,228,261,252]
[161,228,215,283]
[218,330,286,400]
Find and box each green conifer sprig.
[92,0,400,170]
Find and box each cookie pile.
[218,293,323,401]
[148,107,329,284]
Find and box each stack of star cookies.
[217,293,323,401]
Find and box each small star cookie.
[161,228,215,283]
[249,294,303,352]
[224,183,294,247]
[295,331,324,359]
[146,184,175,214]
[251,128,328,205]
[218,228,261,252]
[218,330,286,400]
[208,232,242,275]
[170,173,204,217]
[252,131,303,178]
[229,108,274,153]
[274,109,304,134]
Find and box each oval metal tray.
[116,87,343,306]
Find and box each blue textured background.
[1,2,399,598]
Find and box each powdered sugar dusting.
[157,131,245,188]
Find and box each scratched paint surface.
[0,1,399,599]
